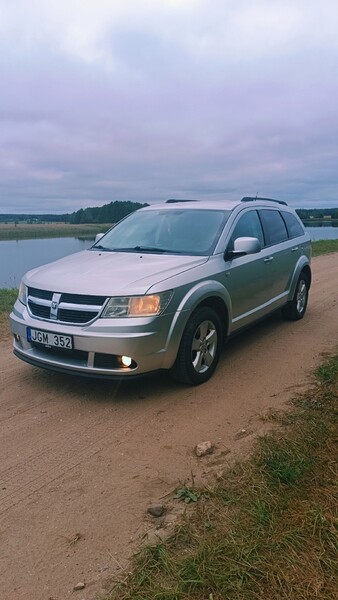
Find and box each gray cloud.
[0,0,338,213]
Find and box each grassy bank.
[107,355,338,600]
[0,289,18,315]
[311,239,338,256]
[0,222,111,241]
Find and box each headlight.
[101,291,173,318]
[18,281,28,305]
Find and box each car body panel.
[23,251,209,296]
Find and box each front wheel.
[170,306,223,385]
[282,272,310,321]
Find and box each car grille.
[28,303,51,319]
[27,287,108,325]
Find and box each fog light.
[121,355,132,367]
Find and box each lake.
[0,237,94,289]
[0,226,337,289]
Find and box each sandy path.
[0,253,337,600]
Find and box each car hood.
[23,250,208,296]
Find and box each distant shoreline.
[0,219,338,242]
[0,223,111,241]
[302,218,338,224]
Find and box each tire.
[171,306,223,385]
[282,272,310,321]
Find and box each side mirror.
[225,236,261,259]
[95,233,105,244]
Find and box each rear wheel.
[282,272,310,321]
[171,306,223,385]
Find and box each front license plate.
[27,328,73,350]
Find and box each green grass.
[106,355,338,600]
[311,239,338,256]
[0,289,18,315]
[0,222,111,241]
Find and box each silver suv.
[10,197,311,385]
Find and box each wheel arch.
[170,302,225,385]
[301,264,312,288]
[162,282,231,370]
[195,296,229,340]
[288,258,312,300]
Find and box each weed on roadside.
[0,289,17,315]
[106,353,338,600]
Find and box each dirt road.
[0,254,337,600]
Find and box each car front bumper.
[10,301,188,379]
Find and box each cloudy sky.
[1,0,338,213]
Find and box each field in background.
[0,222,111,241]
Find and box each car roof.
[141,197,291,212]
[142,200,237,212]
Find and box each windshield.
[91,208,230,256]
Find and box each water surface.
[0,237,94,288]
[0,226,337,289]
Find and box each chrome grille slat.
[28,302,50,319]
[28,296,52,307]
[27,288,108,324]
[58,302,103,312]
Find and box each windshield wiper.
[91,244,112,251]
[119,245,180,254]
[92,245,182,254]
[134,245,174,253]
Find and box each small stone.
[234,428,251,440]
[155,517,165,529]
[147,504,165,517]
[73,582,85,591]
[195,441,214,457]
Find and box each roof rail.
[241,196,288,206]
[166,198,198,204]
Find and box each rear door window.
[281,211,305,238]
[260,210,288,245]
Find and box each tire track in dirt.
[0,254,337,600]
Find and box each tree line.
[0,201,148,224]
[68,201,148,224]
[296,208,338,220]
[1,202,338,225]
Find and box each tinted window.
[260,210,288,245]
[282,211,304,238]
[228,210,265,250]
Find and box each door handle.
[291,246,299,252]
[264,256,274,263]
